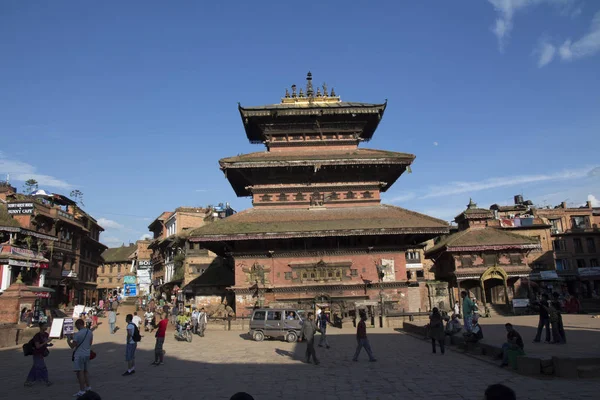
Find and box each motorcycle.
[174,322,193,343]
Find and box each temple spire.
[306,71,314,97]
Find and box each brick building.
[189,73,449,320]
[97,244,136,298]
[0,184,106,305]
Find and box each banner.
[124,283,137,296]
[63,318,74,336]
[123,275,136,284]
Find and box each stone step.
[577,365,600,379]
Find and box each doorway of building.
[484,278,506,304]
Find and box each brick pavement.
[2,317,599,400]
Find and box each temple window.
[362,191,373,199]
[346,191,355,199]
[461,256,473,267]
[295,193,306,201]
[351,269,358,276]
[261,194,272,202]
[336,271,341,277]
[302,272,307,279]
[284,272,292,280]
[278,193,287,202]
[310,272,315,278]
[509,254,522,265]
[329,192,339,200]
[484,254,497,266]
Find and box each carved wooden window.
[302,272,307,279]
[346,191,355,199]
[362,191,373,199]
[278,193,287,202]
[329,192,339,200]
[336,271,341,277]
[509,254,522,265]
[284,272,292,280]
[261,194,272,202]
[461,257,473,267]
[484,254,497,266]
[295,193,306,201]
[351,269,358,276]
[310,272,315,279]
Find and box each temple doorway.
[484,278,506,304]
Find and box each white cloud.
[101,236,123,247]
[558,11,600,62]
[139,233,152,240]
[386,192,417,203]
[0,154,74,189]
[536,39,557,67]
[421,166,596,199]
[195,189,209,192]
[589,194,600,207]
[488,0,575,50]
[97,218,124,230]
[433,142,439,146]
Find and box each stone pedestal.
[0,276,37,324]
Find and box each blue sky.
[1,0,599,247]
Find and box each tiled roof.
[220,148,414,166]
[425,227,540,255]
[239,101,386,113]
[101,244,137,263]
[189,205,448,242]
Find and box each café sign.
[7,202,34,215]
[137,260,152,269]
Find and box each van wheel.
[253,331,264,342]
[286,331,298,343]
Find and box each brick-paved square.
[3,319,599,400]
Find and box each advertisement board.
[124,283,137,296]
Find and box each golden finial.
[291,84,297,98]
[285,88,290,98]
[316,87,322,96]
[299,88,305,98]
[306,71,314,97]
[330,87,336,97]
[322,83,328,97]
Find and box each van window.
[267,311,282,321]
[285,311,298,320]
[253,311,266,321]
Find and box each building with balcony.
[0,184,106,305]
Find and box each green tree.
[22,179,38,194]
[69,190,84,207]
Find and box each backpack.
[130,323,142,342]
[22,339,34,356]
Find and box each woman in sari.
[24,322,53,387]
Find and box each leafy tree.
[23,179,38,194]
[70,190,85,207]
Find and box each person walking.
[108,309,116,334]
[461,291,475,332]
[191,308,199,334]
[453,301,460,316]
[300,312,320,365]
[533,294,551,343]
[198,307,208,337]
[317,310,330,349]
[549,293,566,344]
[123,314,138,376]
[132,312,142,328]
[428,307,445,355]
[170,304,179,326]
[24,322,53,387]
[352,313,376,362]
[67,318,93,397]
[152,311,169,366]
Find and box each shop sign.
[137,260,152,269]
[406,263,423,269]
[63,318,74,335]
[7,202,34,215]
[578,267,600,277]
[9,247,37,258]
[61,270,78,278]
[123,275,136,284]
[35,291,51,299]
[540,270,559,280]
[512,298,529,308]
[124,283,137,296]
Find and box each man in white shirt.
[67,318,93,397]
[132,312,142,328]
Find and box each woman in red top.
[24,322,53,387]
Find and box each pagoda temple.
[189,73,449,320]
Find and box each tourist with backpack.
[24,322,53,387]
[123,314,141,376]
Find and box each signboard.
[9,247,37,258]
[578,267,600,277]
[62,270,78,278]
[381,259,396,282]
[49,318,64,338]
[9,260,48,268]
[63,318,74,336]
[137,269,151,284]
[124,283,137,296]
[406,263,424,269]
[123,275,136,284]
[7,202,34,215]
[512,298,529,308]
[72,305,85,318]
[137,260,152,269]
[35,291,51,299]
[540,270,559,280]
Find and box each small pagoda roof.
[221,148,414,166]
[188,205,448,242]
[425,227,541,256]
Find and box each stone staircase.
[485,303,512,317]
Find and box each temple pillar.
[503,279,509,306]
[1,265,12,292]
[480,279,487,305]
